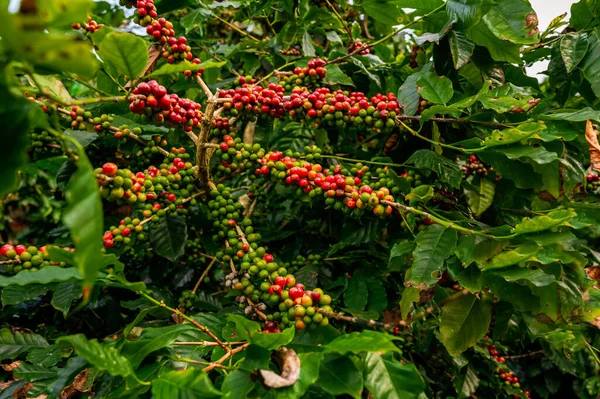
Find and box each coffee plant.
[2,0,600,397]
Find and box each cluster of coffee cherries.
[206,185,332,330]
[217,81,402,134]
[210,117,238,140]
[72,17,103,33]
[96,152,196,248]
[485,341,532,398]
[218,82,287,119]
[0,245,56,274]
[214,136,266,177]
[144,17,175,43]
[277,58,328,91]
[67,106,93,130]
[161,36,198,65]
[348,40,370,55]
[28,130,62,159]
[281,254,323,274]
[586,172,600,193]
[178,290,196,310]
[252,149,397,218]
[279,48,301,56]
[458,155,496,178]
[124,0,203,71]
[131,0,158,26]
[129,80,203,131]
[91,114,115,133]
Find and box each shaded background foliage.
[1,0,600,398]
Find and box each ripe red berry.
[15,245,27,255]
[0,244,14,257]
[102,162,118,176]
[275,276,287,287]
[263,254,274,262]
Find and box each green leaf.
[560,32,588,73]
[570,0,600,30]
[0,267,82,287]
[389,240,415,271]
[400,286,421,319]
[539,107,600,122]
[448,30,475,69]
[364,353,425,399]
[514,209,576,234]
[467,23,521,63]
[32,74,72,104]
[273,352,323,399]
[180,7,213,32]
[490,267,556,287]
[222,370,255,399]
[406,150,463,188]
[494,144,560,165]
[389,0,444,11]
[0,328,48,360]
[63,129,98,148]
[454,365,479,399]
[446,0,497,28]
[152,367,222,398]
[581,32,600,96]
[27,344,72,367]
[149,216,188,262]
[480,245,540,269]
[227,314,295,350]
[289,326,340,353]
[341,218,384,245]
[122,324,195,368]
[345,275,369,311]
[362,0,405,25]
[0,94,42,196]
[1,283,53,306]
[62,143,104,299]
[51,281,83,316]
[98,32,149,80]
[464,175,496,216]
[482,0,539,44]
[324,330,402,355]
[58,334,135,378]
[407,225,458,287]
[323,64,355,86]
[482,122,546,148]
[416,72,454,105]
[440,293,491,356]
[319,355,363,399]
[12,363,57,382]
[302,30,316,57]
[398,73,422,116]
[148,60,225,78]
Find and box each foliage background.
[2,0,600,398]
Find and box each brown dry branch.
[586,120,600,171]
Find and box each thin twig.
[246,298,268,320]
[325,0,354,43]
[503,350,544,360]
[191,257,217,294]
[203,343,249,372]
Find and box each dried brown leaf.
[60,369,90,399]
[586,266,600,283]
[12,382,32,399]
[258,348,301,388]
[586,120,600,172]
[3,361,21,372]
